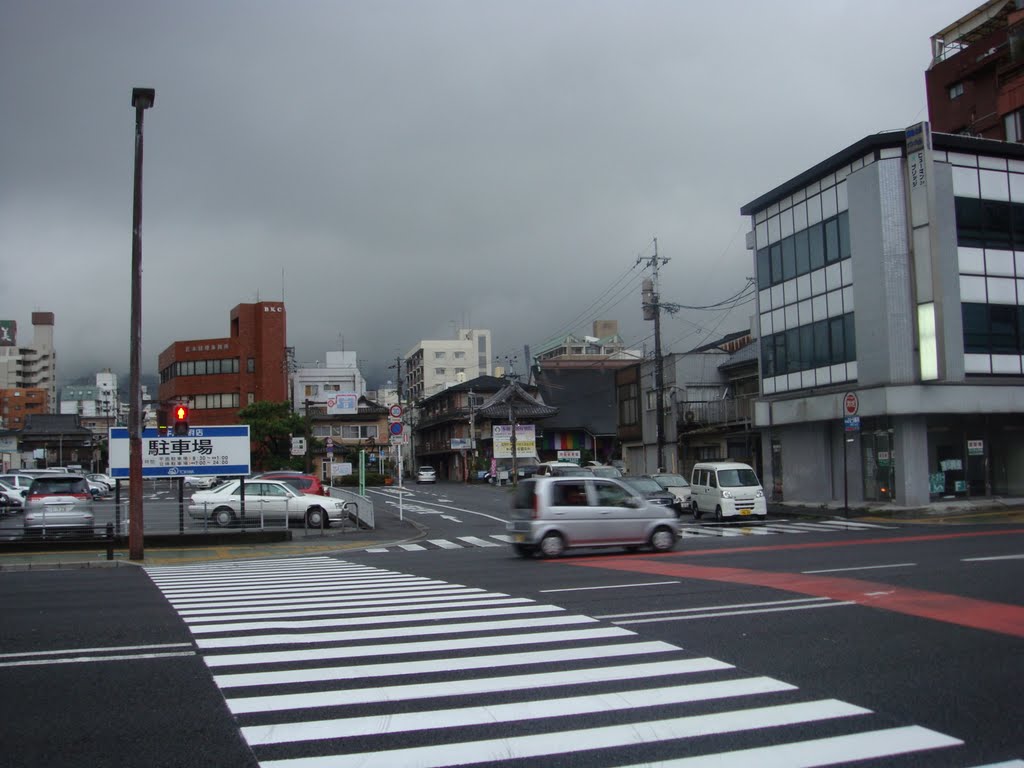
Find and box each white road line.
[363,548,389,552]
[216,640,677,688]
[426,538,463,548]
[802,563,916,574]
[366,488,507,522]
[177,587,490,615]
[242,676,796,744]
[397,543,426,550]
[542,580,681,593]
[148,567,383,587]
[167,581,453,606]
[160,575,434,597]
[760,524,813,533]
[255,700,867,768]
[0,651,196,668]
[596,597,831,620]
[183,597,531,624]
[0,642,193,659]
[612,600,855,625]
[490,534,513,542]
[196,614,598,650]
[964,761,1024,767]
[189,603,563,634]
[962,554,1024,562]
[457,535,502,547]
[227,657,733,714]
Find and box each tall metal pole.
[128,87,154,562]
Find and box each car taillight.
[532,494,539,520]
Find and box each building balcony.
[677,397,753,430]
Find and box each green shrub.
[333,472,386,487]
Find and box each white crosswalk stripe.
[147,556,963,767]
[357,519,895,551]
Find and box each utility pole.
[640,238,669,473]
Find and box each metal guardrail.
[329,487,375,529]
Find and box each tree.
[237,400,306,471]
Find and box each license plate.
[739,508,752,516]
[513,534,525,543]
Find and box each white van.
[689,461,767,521]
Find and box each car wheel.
[714,505,723,522]
[512,544,535,558]
[649,526,676,552]
[692,500,702,520]
[306,507,327,528]
[539,532,565,558]
[213,507,236,528]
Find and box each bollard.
[105,522,114,561]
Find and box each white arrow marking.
[440,515,462,522]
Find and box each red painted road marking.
[562,549,1024,639]
[638,527,1024,559]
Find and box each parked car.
[620,476,679,513]
[507,476,678,558]
[0,479,27,510]
[188,478,349,528]
[183,475,220,490]
[23,474,95,535]
[86,479,110,498]
[689,461,767,521]
[648,473,692,515]
[87,473,118,490]
[534,461,587,477]
[416,466,437,484]
[588,465,623,479]
[0,474,37,492]
[258,472,327,496]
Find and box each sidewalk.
[0,507,425,571]
[771,496,1024,524]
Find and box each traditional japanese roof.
[476,379,558,420]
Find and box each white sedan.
[183,475,220,490]
[188,479,350,528]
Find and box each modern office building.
[741,124,1024,507]
[0,313,57,412]
[292,351,367,413]
[404,329,492,403]
[157,301,288,425]
[926,0,1024,141]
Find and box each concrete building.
[404,329,492,403]
[0,313,57,412]
[533,320,642,371]
[741,124,1024,507]
[0,387,48,431]
[157,301,288,425]
[926,0,1024,141]
[292,351,367,413]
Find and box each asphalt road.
[2,482,1021,766]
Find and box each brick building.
[0,387,48,430]
[157,302,288,426]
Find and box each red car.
[258,473,328,496]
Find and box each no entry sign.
[843,392,859,416]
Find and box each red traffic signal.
[173,404,189,436]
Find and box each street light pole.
[128,87,154,562]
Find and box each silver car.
[23,474,95,534]
[506,476,679,558]
[188,479,350,528]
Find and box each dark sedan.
[620,476,680,515]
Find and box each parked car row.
[187,478,350,528]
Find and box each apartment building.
[404,329,492,403]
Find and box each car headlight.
[722,490,733,498]
[756,489,764,498]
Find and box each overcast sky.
[1,0,973,388]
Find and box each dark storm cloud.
[0,0,971,387]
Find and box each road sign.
[389,422,403,436]
[291,436,307,456]
[844,415,861,432]
[843,392,859,416]
[389,433,409,445]
[389,404,403,420]
[109,425,251,478]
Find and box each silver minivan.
[506,476,679,557]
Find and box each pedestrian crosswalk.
[146,556,963,767]
[361,518,895,552]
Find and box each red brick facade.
[0,387,48,430]
[157,302,288,426]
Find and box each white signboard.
[108,425,251,478]
[557,450,581,462]
[291,437,307,456]
[492,424,537,459]
[326,393,359,415]
[331,462,353,476]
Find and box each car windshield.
[652,474,688,487]
[418,467,434,473]
[718,468,760,487]
[29,477,89,494]
[624,477,663,493]
[590,466,622,478]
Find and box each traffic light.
[156,408,169,437]
[173,404,189,436]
